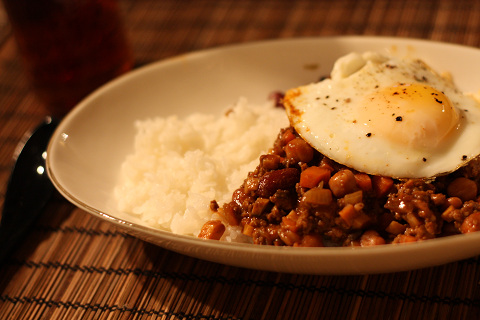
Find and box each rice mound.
[114,98,288,241]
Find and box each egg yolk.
[358,83,460,149]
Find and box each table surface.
[1,0,480,319]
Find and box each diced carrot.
[372,176,394,198]
[282,216,296,228]
[354,173,372,192]
[242,224,254,237]
[385,220,407,235]
[281,216,299,232]
[441,205,456,223]
[299,166,331,188]
[339,204,371,229]
[278,229,301,246]
[352,212,371,229]
[338,204,358,227]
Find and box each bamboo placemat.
[1,0,480,319]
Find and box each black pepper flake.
[414,75,428,82]
[422,157,427,162]
[462,155,468,160]
[395,116,403,121]
[393,91,399,95]
[366,133,372,137]
[434,98,443,104]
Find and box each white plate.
[47,36,480,275]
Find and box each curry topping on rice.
[199,51,480,246]
[201,126,480,246]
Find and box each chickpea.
[329,169,358,198]
[447,196,463,209]
[284,138,314,163]
[447,177,477,202]
[198,220,225,240]
[297,234,324,247]
[261,154,282,170]
[360,230,386,246]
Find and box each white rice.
[114,97,289,241]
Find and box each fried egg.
[284,52,480,179]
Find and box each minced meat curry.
[200,126,480,246]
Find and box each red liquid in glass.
[2,0,133,116]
